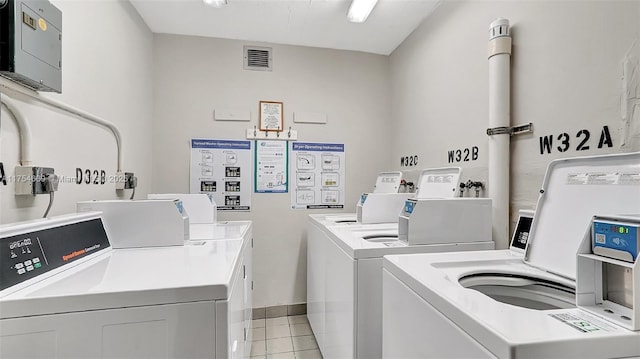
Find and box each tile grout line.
[251,315,319,359]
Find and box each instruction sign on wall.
[190,138,252,211]
[255,140,288,193]
[290,142,345,209]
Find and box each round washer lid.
[524,152,640,280]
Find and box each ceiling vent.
[244,46,272,71]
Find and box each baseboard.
[253,303,307,319]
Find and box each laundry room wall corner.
[151,35,392,307]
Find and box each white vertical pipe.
[1,96,33,166]
[488,18,512,248]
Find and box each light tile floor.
[250,315,322,359]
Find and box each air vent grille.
[244,46,272,71]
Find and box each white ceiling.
[129,0,441,55]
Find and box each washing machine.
[306,170,410,347]
[147,193,255,352]
[307,215,393,356]
[0,211,253,359]
[308,167,494,358]
[382,152,640,358]
[307,170,404,357]
[321,223,494,359]
[356,171,414,224]
[186,218,255,357]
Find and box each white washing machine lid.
[415,167,461,199]
[372,171,403,193]
[525,152,640,280]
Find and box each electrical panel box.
[0,0,62,92]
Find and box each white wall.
[152,35,391,307]
[0,0,154,224]
[4,0,636,308]
[390,0,640,248]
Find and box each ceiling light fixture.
[203,0,228,8]
[347,0,378,23]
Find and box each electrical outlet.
[124,172,136,189]
[115,171,136,190]
[15,166,57,195]
[115,171,125,190]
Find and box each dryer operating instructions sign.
[190,139,252,211]
[290,142,345,209]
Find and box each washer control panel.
[1,218,110,291]
[510,210,534,253]
[592,216,640,262]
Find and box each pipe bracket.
[486,126,510,136]
[486,122,533,136]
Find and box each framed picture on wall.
[259,101,284,131]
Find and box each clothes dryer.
[0,212,253,359]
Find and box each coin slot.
[22,12,36,30]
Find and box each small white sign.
[255,140,288,193]
[549,309,621,333]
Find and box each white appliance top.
[372,171,403,194]
[308,213,358,227]
[0,239,245,319]
[525,152,640,280]
[190,221,251,240]
[0,214,252,319]
[415,167,461,199]
[383,251,640,358]
[326,224,492,259]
